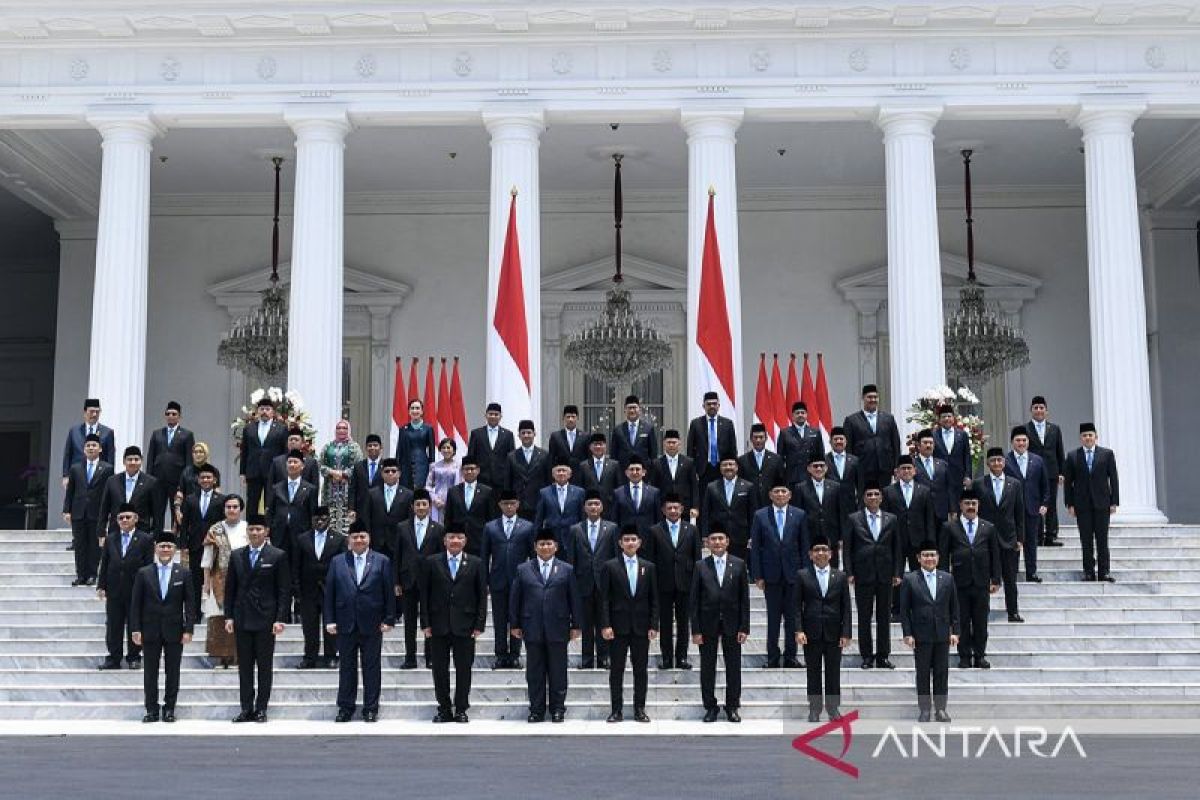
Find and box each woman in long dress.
[200,493,247,668]
[395,399,436,490]
[424,438,461,523]
[318,419,363,535]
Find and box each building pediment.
[207,263,411,315]
[836,252,1040,314]
[542,254,685,294]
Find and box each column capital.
[482,110,545,140]
[680,108,743,141]
[1072,102,1146,138]
[875,105,942,139]
[284,106,351,142]
[85,111,163,143]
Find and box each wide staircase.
[1,525,1197,721]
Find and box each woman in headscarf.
[395,398,436,490]
[318,419,363,534]
[174,441,221,525]
[200,493,247,668]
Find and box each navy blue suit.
[509,557,582,715]
[1006,450,1049,580]
[611,482,662,540]
[532,483,586,546]
[324,549,397,715]
[62,422,115,478]
[749,504,809,663]
[479,516,534,662]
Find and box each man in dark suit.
[177,464,223,614]
[794,456,851,569]
[505,420,551,520]
[97,446,165,538]
[826,426,863,511]
[941,489,1000,669]
[778,402,824,487]
[224,514,290,723]
[842,384,902,489]
[609,395,659,468]
[293,507,346,669]
[60,397,115,489]
[932,405,973,499]
[62,434,112,585]
[686,391,739,487]
[913,428,955,522]
[1027,395,1067,547]
[1062,422,1120,582]
[361,458,413,563]
[130,531,195,722]
[266,450,318,554]
[480,491,534,668]
[701,458,758,560]
[444,457,495,556]
[533,460,585,546]
[739,423,785,508]
[843,482,902,670]
[465,402,515,489]
[325,524,396,722]
[239,397,290,515]
[576,433,622,518]
[795,535,852,722]
[612,456,662,540]
[420,530,488,723]
[548,405,590,468]
[690,530,750,722]
[347,433,385,524]
[1007,427,1050,584]
[899,541,960,722]
[267,428,320,491]
[563,491,617,669]
[653,429,700,522]
[646,493,701,669]
[883,455,938,575]
[750,483,809,668]
[975,448,1026,623]
[96,504,154,669]
[600,526,659,723]
[510,531,582,723]
[395,489,443,669]
[144,401,195,530]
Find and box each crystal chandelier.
[943,149,1030,383]
[217,156,289,381]
[564,154,672,386]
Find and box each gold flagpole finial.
[708,185,716,197]
[510,185,519,197]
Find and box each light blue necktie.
[629,422,637,445]
[626,558,637,594]
[1086,450,1094,472]
[465,483,474,508]
[589,522,598,551]
[867,413,877,433]
[125,475,136,500]
[994,476,1004,505]
[558,485,567,511]
[818,568,828,597]
[926,571,937,599]
[355,554,365,585]
[386,485,395,510]
[541,560,551,582]
[715,557,725,585]
[966,519,975,544]
[903,483,912,508]
[776,508,786,540]
[86,461,95,482]
[250,548,259,568]
[595,460,603,480]
[708,418,718,466]
[289,481,297,502]
[315,531,326,557]
[504,518,513,540]
[167,427,175,447]
[834,453,844,477]
[869,513,879,541]
[121,532,130,556]
[725,480,734,505]
[632,484,640,510]
[670,522,679,548]
[415,521,425,550]
[449,555,459,580]
[755,451,763,470]
[159,564,170,600]
[369,461,377,483]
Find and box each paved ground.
[1,733,1194,799]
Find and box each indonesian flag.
[407,358,420,407]
[785,354,801,415]
[801,354,819,433]
[487,191,535,424]
[753,354,776,450]
[769,354,789,435]
[390,358,406,454]
[816,353,834,449]
[437,358,452,445]
[423,357,438,441]
[450,357,469,459]
[695,191,738,422]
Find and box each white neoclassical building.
[0,2,1195,523]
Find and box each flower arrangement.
[230,387,316,458]
[906,384,988,469]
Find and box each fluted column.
[877,106,945,431]
[483,111,543,431]
[683,109,745,443]
[285,108,350,445]
[1074,104,1167,523]
[86,112,161,456]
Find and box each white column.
[483,111,543,432]
[86,113,161,457]
[877,106,946,430]
[285,108,350,445]
[683,109,745,443]
[1074,104,1167,523]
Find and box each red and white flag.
[390,358,406,454]
[769,354,789,436]
[785,354,801,416]
[694,191,739,429]
[801,354,819,433]
[437,358,452,445]
[407,358,420,409]
[450,357,469,459]
[753,354,776,450]
[422,357,438,441]
[487,191,535,425]
[815,353,834,449]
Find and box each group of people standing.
[60,384,1119,724]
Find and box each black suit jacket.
[932,426,973,494]
[778,425,824,486]
[396,517,445,590]
[898,569,960,644]
[598,556,659,636]
[61,422,115,478]
[347,458,386,521]
[178,490,225,551]
[1062,446,1119,510]
[645,520,702,594]
[737,449,785,507]
[562,520,618,596]
[505,446,552,516]
[882,482,937,553]
[292,529,347,598]
[1026,420,1066,478]
[145,426,196,487]
[940,518,1001,589]
[97,529,154,600]
[465,426,515,488]
[575,457,622,519]
[700,477,759,550]
[688,554,750,640]
[548,428,590,469]
[914,454,955,520]
[444,482,496,556]
[362,484,414,559]
[794,478,851,547]
[974,474,1026,549]
[268,454,320,492]
[509,558,583,643]
[609,419,659,468]
[825,451,863,510]
[266,479,319,548]
[795,566,852,643]
[130,562,196,642]
[419,552,488,636]
[98,471,164,536]
[843,509,903,585]
[842,410,902,477]
[240,420,290,481]
[612,483,662,539]
[224,543,291,632]
[651,454,700,515]
[63,459,113,522]
[686,414,738,468]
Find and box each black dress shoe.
[702,708,720,723]
[453,711,469,723]
[807,709,821,723]
[297,659,317,669]
[66,543,74,551]
[676,660,692,670]
[432,711,453,723]
[142,711,160,723]
[725,708,740,723]
[860,658,874,670]
[597,658,610,669]
[327,657,339,669]
[876,658,895,670]
[551,711,565,723]
[1008,614,1025,623]
[127,658,142,670]
[85,577,96,586]
[232,711,255,723]
[253,711,268,723]
[935,709,952,722]
[1044,539,1063,547]
[606,711,623,723]
[162,709,176,723]
[634,709,651,723]
[362,710,378,723]
[1100,574,1116,583]
[527,712,545,723]
[1027,575,1043,583]
[1083,573,1097,582]
[975,658,991,669]
[399,660,418,670]
[958,658,972,669]
[918,710,931,722]
[98,660,122,671]
[335,710,353,723]
[783,658,803,669]
[828,708,842,721]
[71,578,83,586]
